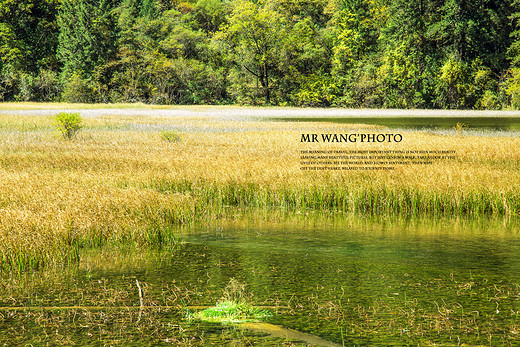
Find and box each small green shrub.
[54,112,83,139]
[160,130,181,143]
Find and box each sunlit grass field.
[1,105,519,272]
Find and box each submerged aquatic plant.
[192,278,271,324]
[193,300,271,323]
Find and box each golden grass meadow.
[0,104,519,273]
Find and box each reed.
[146,178,520,215]
[0,106,519,271]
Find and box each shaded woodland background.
[2,0,520,109]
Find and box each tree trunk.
[263,62,270,104]
[265,78,270,104]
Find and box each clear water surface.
[77,215,520,345]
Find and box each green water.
[174,217,520,344]
[2,215,520,345]
[275,116,520,130]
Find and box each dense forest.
[1,0,520,108]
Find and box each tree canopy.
[1,0,519,109]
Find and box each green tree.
[376,0,436,108]
[215,0,288,104]
[429,0,512,68]
[57,0,118,80]
[140,0,159,18]
[0,0,59,72]
[0,0,60,101]
[323,0,388,107]
[328,0,379,75]
[427,0,512,108]
[509,0,520,65]
[0,21,25,71]
[505,0,520,108]
[194,0,228,33]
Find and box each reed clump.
[0,107,519,271]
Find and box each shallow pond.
[174,216,520,344]
[2,214,520,345]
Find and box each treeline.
[2,0,520,109]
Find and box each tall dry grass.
[0,109,519,271]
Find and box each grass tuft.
[160,130,181,143]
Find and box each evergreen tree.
[57,0,118,80]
